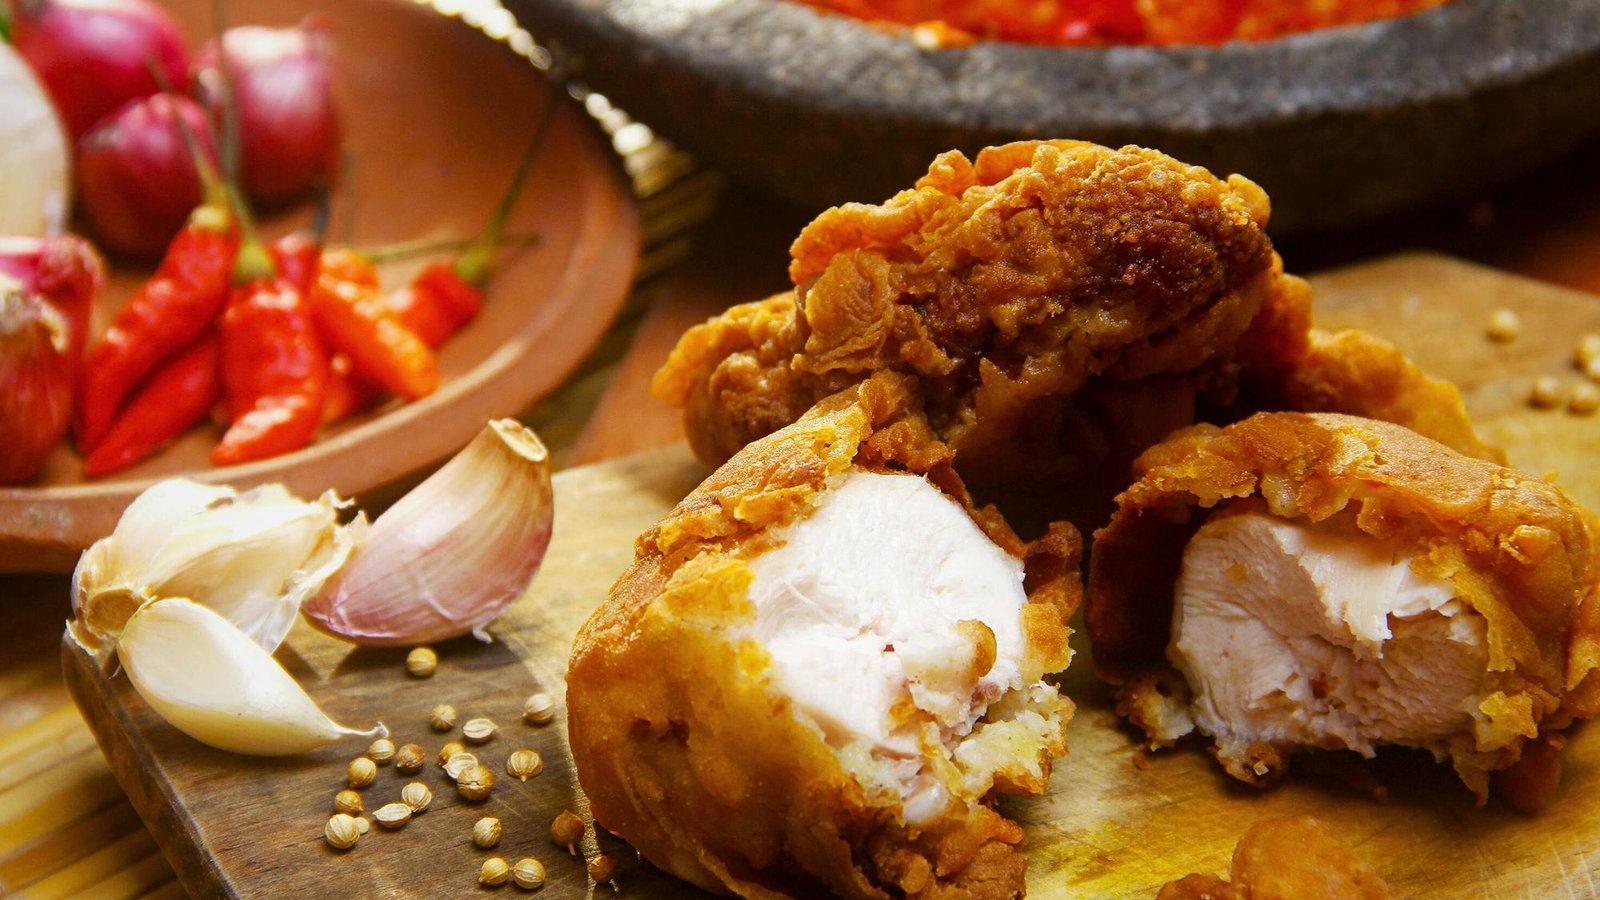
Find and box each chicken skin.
[654,140,1494,529]
[1087,412,1600,808]
[568,373,1080,898]
[1158,815,1391,900]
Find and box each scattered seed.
[445,752,480,781]
[430,703,458,732]
[333,789,363,816]
[1584,355,1600,383]
[480,857,511,887]
[523,693,555,726]
[374,802,412,829]
[402,781,433,813]
[347,757,377,789]
[367,738,396,765]
[438,741,466,768]
[512,857,546,890]
[325,813,361,850]
[1487,307,1520,342]
[474,816,503,848]
[406,646,438,678]
[551,810,585,854]
[1531,376,1564,409]
[506,749,543,781]
[395,743,426,774]
[458,764,495,801]
[354,816,371,835]
[588,854,618,884]
[1571,382,1600,415]
[1577,334,1600,368]
[463,717,498,744]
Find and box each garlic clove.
[71,478,361,665]
[301,420,553,646]
[117,598,384,755]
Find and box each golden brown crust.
[1159,816,1392,900]
[655,140,1279,492]
[1086,411,1600,803]
[571,373,1079,898]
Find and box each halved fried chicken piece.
[1087,412,1600,808]
[568,373,1080,898]
[654,140,1495,530]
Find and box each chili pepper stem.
[362,233,540,265]
[144,56,232,227]
[454,95,560,288]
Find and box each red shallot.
[77,93,220,260]
[194,19,341,206]
[7,0,190,140]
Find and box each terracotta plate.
[0,0,639,573]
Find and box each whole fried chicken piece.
[1088,412,1600,808]
[656,140,1278,494]
[654,140,1494,530]
[569,373,1080,899]
[1157,815,1391,900]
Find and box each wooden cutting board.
[62,253,1600,897]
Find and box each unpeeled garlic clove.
[117,598,385,755]
[301,420,553,646]
[71,478,361,666]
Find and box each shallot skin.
[8,0,191,140]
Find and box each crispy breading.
[654,141,1494,531]
[569,373,1080,899]
[1087,411,1600,805]
[1157,815,1391,900]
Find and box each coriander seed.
[551,810,585,853]
[474,816,503,848]
[437,741,466,768]
[1487,307,1520,342]
[1584,355,1600,383]
[367,737,396,765]
[430,703,458,731]
[523,692,555,725]
[1578,334,1600,368]
[507,749,543,781]
[445,751,480,781]
[480,857,511,887]
[1571,382,1600,415]
[463,717,497,744]
[354,816,371,835]
[402,781,433,813]
[588,854,618,884]
[374,801,412,829]
[334,789,363,816]
[347,756,377,789]
[325,813,361,850]
[1531,376,1564,409]
[512,857,546,890]
[458,764,495,801]
[395,743,426,774]
[406,646,438,678]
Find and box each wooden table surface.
[6,92,1600,900]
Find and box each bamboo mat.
[0,2,717,896]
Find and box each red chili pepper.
[213,241,327,466]
[308,250,437,401]
[83,333,220,478]
[0,235,105,484]
[76,208,236,453]
[270,232,323,294]
[383,262,483,346]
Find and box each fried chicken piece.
[1157,815,1391,900]
[569,373,1080,898]
[655,140,1494,530]
[1087,412,1600,807]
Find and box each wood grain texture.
[63,254,1600,897]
